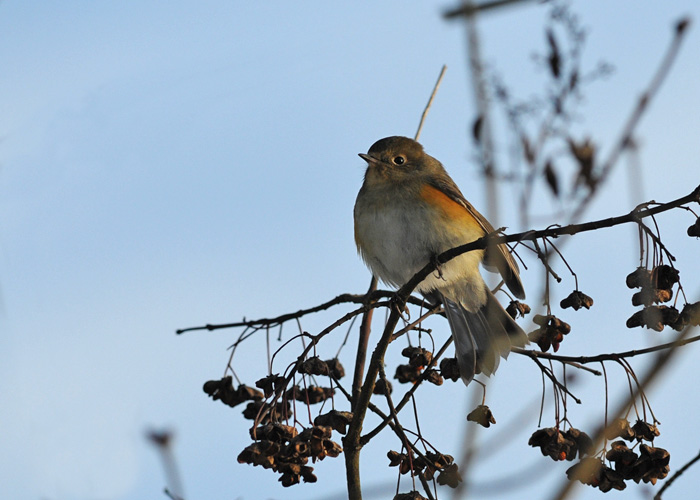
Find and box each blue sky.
[1,2,699,499]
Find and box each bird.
[353,136,528,385]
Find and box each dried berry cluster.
[203,376,263,408]
[208,357,349,487]
[298,356,345,378]
[387,450,462,487]
[529,427,593,461]
[394,347,443,385]
[238,422,343,487]
[528,314,571,352]
[566,419,669,492]
[687,217,700,237]
[625,265,700,331]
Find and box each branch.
[176,290,429,334]
[513,333,700,365]
[444,0,538,19]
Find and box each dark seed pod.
[325,358,345,379]
[626,267,652,289]
[313,410,353,435]
[679,302,700,326]
[687,217,700,237]
[506,300,531,319]
[394,364,421,384]
[632,420,660,441]
[439,357,461,382]
[436,463,462,488]
[560,291,594,311]
[651,265,680,290]
[467,405,496,428]
[605,418,636,441]
[373,377,393,395]
[401,346,433,368]
[299,356,329,376]
[424,369,444,386]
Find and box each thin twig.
[415,65,447,141]
[512,333,700,365]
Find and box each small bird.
[354,136,527,385]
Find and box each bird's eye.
[392,155,406,165]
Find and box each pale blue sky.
[1,2,699,499]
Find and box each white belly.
[354,200,485,299]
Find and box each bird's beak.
[358,153,380,166]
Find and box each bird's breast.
[354,184,485,292]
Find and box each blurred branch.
[444,0,538,19]
[147,429,185,500]
[570,17,691,223]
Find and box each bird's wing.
[428,177,525,299]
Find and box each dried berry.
[401,346,433,368]
[626,267,652,289]
[436,463,462,488]
[635,444,670,484]
[314,410,353,435]
[529,427,576,461]
[242,400,292,422]
[688,217,700,237]
[566,458,626,492]
[425,451,454,469]
[560,291,594,311]
[299,356,329,376]
[395,364,421,384]
[203,377,264,408]
[626,306,680,332]
[325,358,345,379]
[255,374,286,398]
[679,302,700,327]
[606,440,638,465]
[565,428,593,458]
[250,423,298,443]
[238,440,280,469]
[529,315,571,352]
[632,420,660,442]
[467,405,496,428]
[605,419,635,442]
[286,386,334,404]
[373,377,393,395]
[439,357,461,382]
[506,300,531,319]
[652,265,680,290]
[387,450,407,467]
[424,369,444,386]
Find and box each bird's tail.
[441,289,528,385]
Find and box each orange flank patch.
[419,185,482,230]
